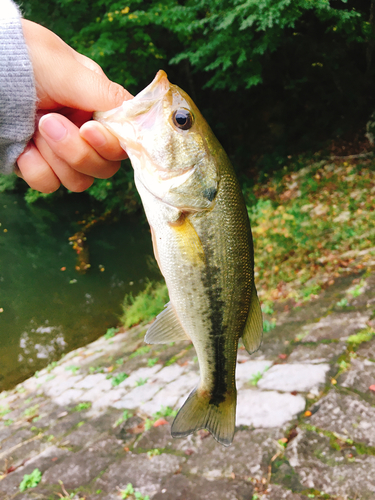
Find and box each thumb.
[57,58,133,112]
[22,19,132,111]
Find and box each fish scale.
[94,70,263,446]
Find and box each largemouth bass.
[94,70,263,446]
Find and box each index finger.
[80,121,128,162]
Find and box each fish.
[94,70,263,446]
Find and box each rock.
[257,363,330,392]
[287,429,375,499]
[235,360,273,389]
[182,429,282,480]
[302,311,369,342]
[152,474,254,500]
[309,390,375,446]
[41,437,123,489]
[288,342,346,364]
[236,390,305,427]
[339,357,375,400]
[1,272,375,499]
[94,452,185,498]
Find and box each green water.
[0,192,161,391]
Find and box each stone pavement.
[1,272,375,500]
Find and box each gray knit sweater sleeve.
[0,0,36,174]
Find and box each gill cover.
[94,70,219,211]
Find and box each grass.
[0,406,10,418]
[244,158,375,302]
[111,372,129,387]
[114,410,132,428]
[121,281,169,328]
[120,483,150,500]
[250,371,264,386]
[129,346,151,359]
[347,327,375,346]
[104,327,118,339]
[19,469,42,492]
[72,402,91,412]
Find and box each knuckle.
[70,150,92,171]
[107,81,126,107]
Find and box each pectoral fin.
[145,302,190,344]
[241,284,263,354]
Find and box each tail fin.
[171,387,236,446]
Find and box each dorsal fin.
[241,284,263,354]
[145,302,190,344]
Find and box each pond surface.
[0,191,161,391]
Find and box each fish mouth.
[93,70,171,147]
[136,70,170,101]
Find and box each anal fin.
[242,283,263,354]
[145,302,190,344]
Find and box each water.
[0,191,161,391]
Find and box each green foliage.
[0,405,10,417]
[250,371,264,386]
[122,281,169,328]
[46,361,58,372]
[21,0,365,93]
[135,377,148,386]
[246,160,375,303]
[120,483,150,500]
[153,406,177,418]
[0,173,18,193]
[263,319,276,333]
[147,448,162,457]
[19,469,42,492]
[129,345,151,359]
[23,405,39,417]
[17,0,375,194]
[348,279,366,297]
[104,327,118,340]
[114,409,132,427]
[24,188,54,204]
[347,327,375,346]
[261,301,274,315]
[72,402,91,412]
[111,372,129,387]
[336,297,349,308]
[147,357,158,367]
[65,365,80,374]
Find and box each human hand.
[16,20,132,193]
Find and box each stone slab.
[257,363,330,392]
[308,390,375,446]
[287,429,375,499]
[236,390,305,428]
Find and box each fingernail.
[81,123,107,148]
[39,115,67,142]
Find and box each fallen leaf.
[278,353,287,360]
[153,418,168,427]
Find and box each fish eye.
[172,109,194,130]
